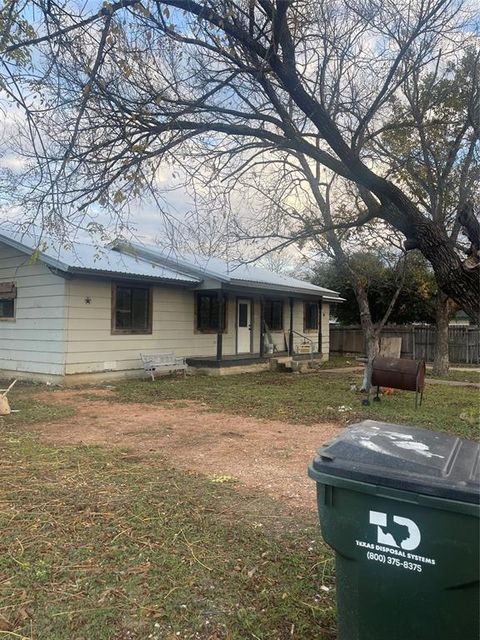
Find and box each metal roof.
[120,241,343,300]
[0,226,200,284]
[0,225,342,300]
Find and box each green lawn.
[110,370,479,439]
[0,431,335,640]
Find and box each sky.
[2,0,475,271]
[0,98,310,270]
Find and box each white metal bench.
[140,352,187,381]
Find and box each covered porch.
[187,283,331,369]
[185,351,327,369]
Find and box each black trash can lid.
[311,420,480,504]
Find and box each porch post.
[288,297,294,355]
[259,297,265,357]
[216,290,223,362]
[318,299,322,354]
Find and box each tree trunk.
[410,218,480,324]
[361,327,381,393]
[432,293,450,376]
[354,284,381,392]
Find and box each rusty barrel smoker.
[372,356,426,408]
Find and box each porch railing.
[290,330,314,363]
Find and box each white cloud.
[0,154,28,171]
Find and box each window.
[238,302,248,327]
[304,302,319,331]
[0,282,16,320]
[196,292,228,333]
[112,284,151,334]
[264,299,283,331]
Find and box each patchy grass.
[316,356,361,369]
[4,398,75,425]
[0,381,75,427]
[448,362,480,368]
[0,432,335,640]
[427,368,480,384]
[109,370,479,439]
[1,366,476,640]
[0,372,477,639]
[1,368,477,638]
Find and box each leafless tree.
[1,0,479,319]
[225,156,409,390]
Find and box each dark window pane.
[211,298,221,331]
[264,300,283,331]
[238,303,248,327]
[131,288,149,331]
[272,301,283,330]
[114,285,150,332]
[115,286,131,329]
[305,303,318,330]
[0,298,14,318]
[197,293,227,332]
[197,295,211,331]
[264,301,271,328]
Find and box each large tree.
[380,49,480,373]
[1,0,479,318]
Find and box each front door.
[237,299,252,353]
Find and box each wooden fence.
[330,324,480,364]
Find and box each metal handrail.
[290,329,314,363]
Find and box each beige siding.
[64,279,239,374]
[292,299,307,351]
[63,277,332,375]
[251,300,262,353]
[320,302,330,357]
[0,244,66,376]
[259,298,329,354]
[0,241,333,379]
[292,300,329,354]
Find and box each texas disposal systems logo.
[369,510,421,551]
[354,509,436,572]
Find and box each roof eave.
[228,279,341,299]
[0,233,72,273]
[323,296,345,303]
[67,266,199,286]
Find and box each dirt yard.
[30,388,342,510]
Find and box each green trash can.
[308,420,479,640]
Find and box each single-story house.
[0,226,342,383]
